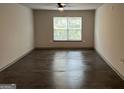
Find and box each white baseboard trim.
[0,48,34,72]
[95,49,124,81]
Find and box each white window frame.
[53,17,82,42]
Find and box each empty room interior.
[0,3,124,89]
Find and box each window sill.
[53,40,82,42]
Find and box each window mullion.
[67,17,69,40]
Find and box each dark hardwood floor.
[0,49,124,89]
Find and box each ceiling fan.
[57,3,76,11]
[57,3,67,11]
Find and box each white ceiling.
[21,3,103,10]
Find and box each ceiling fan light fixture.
[57,3,64,11]
[58,7,64,11]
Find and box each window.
[53,17,82,41]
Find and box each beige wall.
[0,4,34,69]
[95,4,124,77]
[34,10,95,48]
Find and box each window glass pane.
[68,17,82,40]
[68,29,82,40]
[54,17,67,29]
[68,17,82,29]
[54,29,67,40]
[54,17,67,40]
